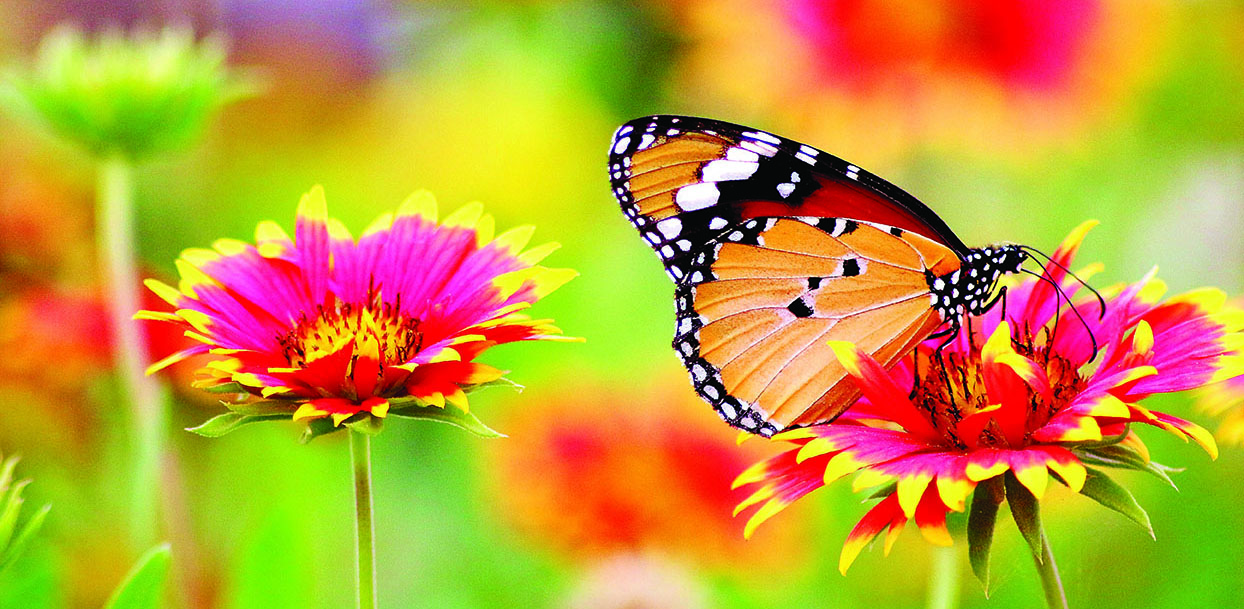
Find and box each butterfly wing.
[674,217,959,435]
[609,115,971,436]
[609,115,971,285]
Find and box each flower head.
[735,221,1242,580]
[485,376,807,573]
[5,25,254,160]
[139,187,576,440]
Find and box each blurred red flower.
[485,374,808,573]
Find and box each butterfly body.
[610,116,1026,436]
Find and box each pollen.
[911,329,1086,449]
[278,292,422,368]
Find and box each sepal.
[388,399,506,438]
[967,477,1004,593]
[187,412,291,437]
[1003,472,1044,560]
[1077,466,1154,537]
[1075,445,1179,487]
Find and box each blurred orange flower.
[485,374,808,573]
[671,0,1172,160]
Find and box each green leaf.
[1076,445,1179,487]
[0,456,21,493]
[0,480,30,551]
[968,477,1004,592]
[1079,466,1153,537]
[0,503,49,575]
[1003,472,1043,560]
[101,543,171,609]
[388,403,506,438]
[186,412,290,437]
[298,417,343,444]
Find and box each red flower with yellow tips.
[734,221,1242,593]
[138,186,576,440]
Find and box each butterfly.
[608,115,1031,437]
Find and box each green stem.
[351,431,377,609]
[926,544,960,609]
[1032,530,1068,609]
[98,154,165,550]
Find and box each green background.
[0,1,1242,607]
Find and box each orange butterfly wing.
[674,217,961,434]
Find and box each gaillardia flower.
[734,221,1242,587]
[138,187,576,440]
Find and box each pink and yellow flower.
[138,186,576,438]
[734,221,1243,576]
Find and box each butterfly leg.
[929,317,962,404]
[932,317,961,356]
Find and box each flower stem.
[1032,530,1068,609]
[350,431,377,609]
[926,544,960,609]
[98,154,165,550]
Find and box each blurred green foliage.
[0,1,1242,608]
[3,26,253,160]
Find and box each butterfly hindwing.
[673,217,957,435]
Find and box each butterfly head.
[982,244,1029,274]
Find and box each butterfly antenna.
[1021,267,1100,363]
[1019,245,1107,320]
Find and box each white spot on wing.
[725,147,760,163]
[675,182,720,211]
[702,159,760,182]
[656,217,683,239]
[739,140,778,157]
[776,183,795,198]
[743,130,782,145]
[612,136,630,155]
[708,217,728,230]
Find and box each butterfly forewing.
[609,116,970,285]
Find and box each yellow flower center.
[910,331,1086,449]
[278,297,423,368]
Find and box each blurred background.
[1,1,1243,607]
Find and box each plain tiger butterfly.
[608,115,1036,437]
